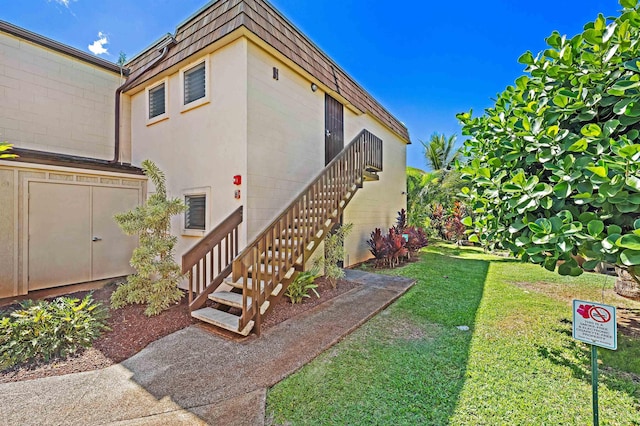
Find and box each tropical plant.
[406,166,438,228]
[386,227,408,268]
[0,294,109,370]
[367,228,389,267]
[444,201,468,245]
[319,223,353,288]
[395,208,407,233]
[0,142,17,159]
[457,0,640,285]
[285,266,321,304]
[111,160,186,316]
[430,203,446,240]
[421,133,460,172]
[405,226,429,254]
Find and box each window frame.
[180,56,210,113]
[145,77,169,125]
[182,187,211,236]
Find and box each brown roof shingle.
[124,0,409,142]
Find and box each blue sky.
[2,0,623,170]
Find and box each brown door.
[325,94,344,165]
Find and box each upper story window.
[180,57,210,112]
[146,78,169,125]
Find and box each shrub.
[285,266,321,304]
[112,160,185,316]
[457,0,640,279]
[366,211,429,268]
[0,294,109,370]
[395,208,407,233]
[367,228,389,267]
[320,223,354,288]
[444,201,467,245]
[405,226,429,254]
[386,227,408,268]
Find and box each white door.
[28,182,92,290]
[92,186,138,280]
[28,182,140,290]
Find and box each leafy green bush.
[319,223,353,288]
[457,0,640,279]
[285,266,321,304]
[0,294,109,370]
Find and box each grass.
[266,243,640,425]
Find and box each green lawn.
[266,243,640,425]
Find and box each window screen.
[148,83,166,119]
[184,62,206,105]
[185,194,206,230]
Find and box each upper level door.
[325,94,344,165]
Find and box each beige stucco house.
[0,0,410,335]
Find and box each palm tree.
[421,133,460,172]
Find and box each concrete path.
[0,270,414,426]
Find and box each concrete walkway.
[0,270,414,426]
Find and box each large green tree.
[457,0,640,283]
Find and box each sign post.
[572,300,617,426]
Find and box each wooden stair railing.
[233,129,382,335]
[182,206,243,311]
[184,129,382,336]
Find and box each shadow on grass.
[536,318,640,401]
[352,250,490,424]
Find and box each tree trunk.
[614,267,640,301]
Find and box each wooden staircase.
[182,129,383,336]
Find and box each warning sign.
[573,300,617,350]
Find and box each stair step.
[209,291,252,309]
[223,277,284,297]
[191,308,254,336]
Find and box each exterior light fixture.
[311,83,318,92]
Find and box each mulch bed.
[0,277,359,383]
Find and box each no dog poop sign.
[573,300,617,350]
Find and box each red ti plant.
[367,228,389,268]
[404,226,428,255]
[444,201,467,245]
[386,227,408,268]
[395,208,407,233]
[431,203,446,239]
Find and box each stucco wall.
[245,40,407,266]
[0,31,121,159]
[246,41,325,240]
[129,38,249,260]
[343,112,408,265]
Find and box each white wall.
[246,41,325,239]
[0,32,121,159]
[246,39,407,266]
[343,111,408,265]
[129,38,249,260]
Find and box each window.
[149,84,166,118]
[146,78,169,125]
[184,62,206,104]
[180,57,209,112]
[185,194,206,230]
